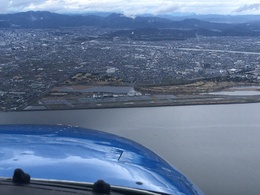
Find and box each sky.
[1,0,260,16]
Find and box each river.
[1,103,260,195]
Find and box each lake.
[1,103,260,195]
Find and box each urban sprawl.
[1,27,260,111]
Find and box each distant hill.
[0,11,260,37]
[103,28,197,41]
[156,14,260,23]
[0,11,104,28]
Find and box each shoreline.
[8,94,260,112]
[3,81,260,112]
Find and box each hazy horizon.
[1,0,260,17]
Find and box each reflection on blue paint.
[0,125,203,195]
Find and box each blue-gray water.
[1,103,260,195]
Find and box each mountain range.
[0,11,260,37]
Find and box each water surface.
[1,103,260,195]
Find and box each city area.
[1,27,260,111]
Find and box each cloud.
[152,3,180,14]
[0,0,260,15]
[0,0,181,15]
[9,0,46,7]
[235,3,260,12]
[0,0,47,13]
